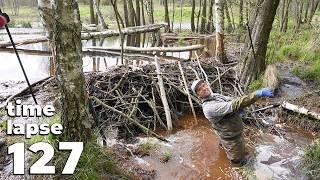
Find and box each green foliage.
[304,139,320,179]
[138,141,158,152]
[160,149,173,162]
[292,63,320,82]
[153,7,194,22]
[248,75,263,90]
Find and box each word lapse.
[6,120,63,139]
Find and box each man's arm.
[231,92,259,111]
[203,88,273,118]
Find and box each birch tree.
[93,0,108,29]
[38,0,93,141]
[215,0,227,63]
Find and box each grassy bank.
[304,139,320,179]
[267,14,320,82]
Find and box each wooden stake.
[154,55,173,131]
[178,61,198,124]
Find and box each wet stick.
[90,96,169,142]
[154,55,172,131]
[178,61,198,124]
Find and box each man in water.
[191,79,273,166]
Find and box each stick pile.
[87,60,240,138]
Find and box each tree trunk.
[224,0,233,33]
[93,0,108,29]
[128,0,137,26]
[171,0,175,32]
[200,0,207,34]
[146,0,155,24]
[206,0,214,33]
[53,0,93,142]
[240,0,280,88]
[191,0,196,31]
[239,0,244,28]
[141,0,146,25]
[304,0,310,22]
[196,0,202,32]
[89,0,96,24]
[111,0,125,62]
[123,0,130,27]
[136,0,141,26]
[37,0,55,76]
[308,0,320,23]
[293,0,303,33]
[215,0,227,63]
[164,0,170,32]
[280,0,291,32]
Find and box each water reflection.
[0,30,215,82]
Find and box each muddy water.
[140,115,242,180]
[138,114,316,180]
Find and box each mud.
[130,113,317,180]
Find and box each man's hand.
[255,88,273,97]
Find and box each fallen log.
[281,101,320,120]
[161,34,215,41]
[81,23,167,40]
[0,36,48,48]
[0,23,167,48]
[85,44,205,53]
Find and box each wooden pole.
[85,44,204,53]
[178,61,198,124]
[154,55,173,131]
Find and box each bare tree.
[89,0,96,24]
[215,0,227,63]
[224,0,233,32]
[293,0,303,33]
[240,0,280,88]
[206,0,214,33]
[191,0,196,31]
[200,0,207,34]
[239,0,244,28]
[123,0,130,27]
[280,0,291,32]
[164,0,170,32]
[308,0,320,23]
[93,0,108,29]
[38,0,94,141]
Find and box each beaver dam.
[86,60,252,138]
[0,57,319,179]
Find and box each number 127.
[8,142,83,175]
